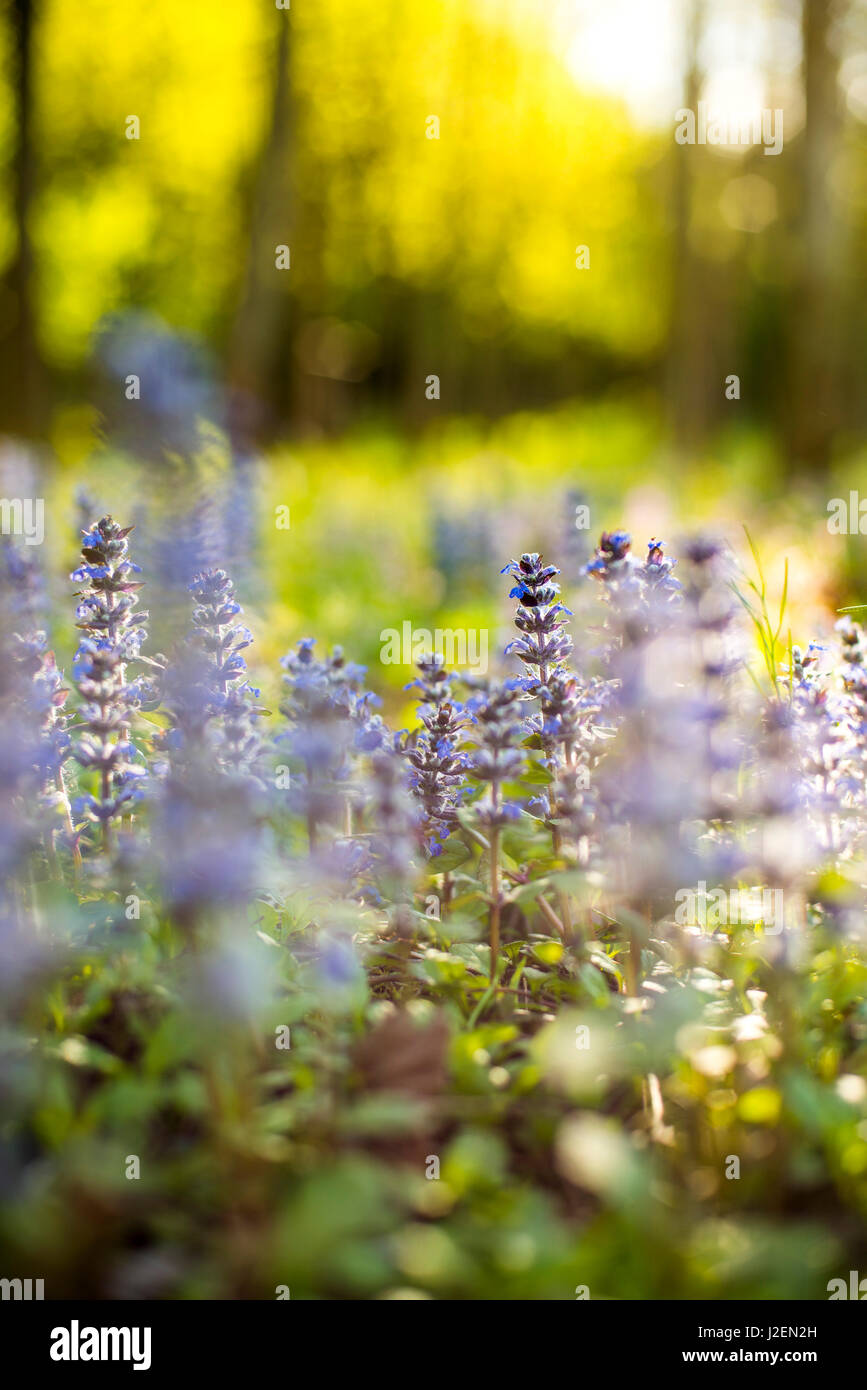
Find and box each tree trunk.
[1,0,44,438]
[666,0,710,447]
[785,0,841,472]
[226,11,293,449]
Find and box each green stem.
[626,930,640,996]
[101,767,112,855]
[552,824,574,940]
[306,762,317,851]
[489,825,501,983]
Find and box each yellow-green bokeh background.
[0,0,865,710]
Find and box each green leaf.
[506,878,552,905]
[432,837,472,872]
[50,1035,122,1075]
[522,760,555,785]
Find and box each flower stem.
[552,824,574,940]
[101,768,112,854]
[489,824,501,983]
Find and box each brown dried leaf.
[352,1010,449,1099]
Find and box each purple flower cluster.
[70,517,149,849]
[404,653,469,856]
[502,552,573,687]
[280,637,385,852]
[5,496,867,997]
[466,678,526,832]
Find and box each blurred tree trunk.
[226,11,293,449]
[785,0,841,472]
[667,0,710,447]
[0,0,44,438]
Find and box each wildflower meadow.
[1,0,867,1349]
[2,483,867,1314]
